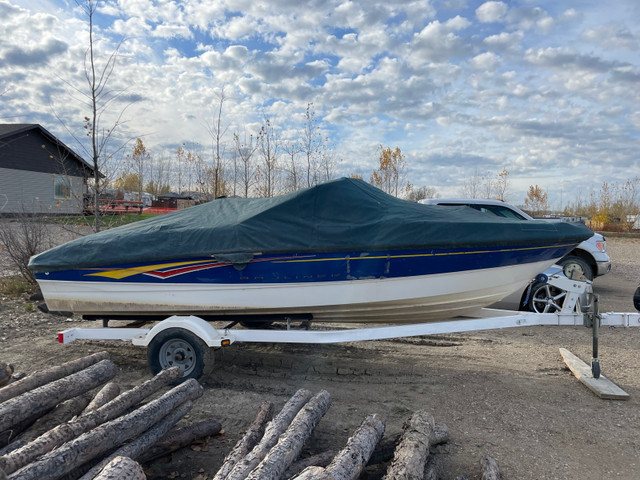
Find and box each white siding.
[0,167,85,214]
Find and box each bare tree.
[370,146,410,197]
[205,87,229,198]
[459,168,484,199]
[282,140,302,193]
[256,119,280,197]
[0,212,54,284]
[523,185,549,217]
[233,131,258,198]
[301,103,324,188]
[407,185,438,202]
[494,168,510,201]
[127,138,150,201]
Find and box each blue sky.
[1,0,639,207]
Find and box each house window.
[54,175,71,199]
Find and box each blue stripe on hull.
[36,243,575,285]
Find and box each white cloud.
[476,1,508,23]
[470,51,500,70]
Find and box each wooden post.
[223,389,313,480]
[0,359,117,433]
[9,379,203,480]
[213,401,274,480]
[0,366,182,476]
[246,390,332,480]
[382,410,435,480]
[0,352,109,404]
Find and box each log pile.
[1,354,503,480]
[0,353,220,480]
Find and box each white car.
[419,198,611,312]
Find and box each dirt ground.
[1,236,640,480]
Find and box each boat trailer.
[57,272,640,383]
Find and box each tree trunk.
[0,359,116,433]
[0,362,13,388]
[289,466,329,480]
[78,401,193,480]
[15,393,92,442]
[0,352,109,404]
[81,382,121,415]
[213,401,274,480]
[480,454,500,480]
[245,389,331,480]
[9,379,203,480]
[323,414,385,480]
[284,451,337,480]
[224,389,312,480]
[93,456,146,480]
[382,410,435,480]
[138,419,222,465]
[0,366,182,476]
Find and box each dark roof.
[0,123,97,175]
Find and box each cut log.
[0,366,182,476]
[9,378,203,480]
[369,423,449,467]
[0,352,109,404]
[223,388,313,480]
[77,400,193,480]
[480,454,500,480]
[15,393,92,442]
[138,419,222,465]
[284,451,337,480]
[431,424,449,446]
[382,410,435,480]
[0,359,117,433]
[0,362,13,388]
[212,401,274,480]
[323,414,385,480]
[93,456,146,480]
[81,382,121,415]
[246,389,332,480]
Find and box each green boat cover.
[28,177,593,272]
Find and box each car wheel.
[526,282,568,313]
[558,256,593,281]
[634,285,640,312]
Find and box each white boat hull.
[38,260,551,323]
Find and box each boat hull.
[37,250,563,323]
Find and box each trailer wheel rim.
[158,339,197,376]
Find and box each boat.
[28,178,593,324]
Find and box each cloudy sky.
[1,0,639,207]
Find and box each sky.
[0,0,639,208]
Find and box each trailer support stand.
[590,294,601,378]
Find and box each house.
[0,124,97,215]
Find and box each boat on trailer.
[29,178,592,325]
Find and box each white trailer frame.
[56,273,640,380]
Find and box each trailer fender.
[132,315,232,347]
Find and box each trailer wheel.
[147,328,214,383]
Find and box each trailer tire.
[147,328,214,383]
